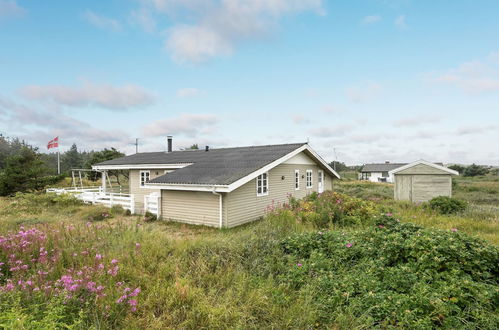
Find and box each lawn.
[0,176,497,329]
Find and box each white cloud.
[176,88,206,98]
[138,0,325,63]
[321,105,343,114]
[0,0,24,19]
[456,125,498,135]
[346,82,382,103]
[308,125,352,138]
[392,116,440,127]
[362,15,381,24]
[19,83,154,110]
[394,14,406,28]
[83,10,121,32]
[130,8,156,33]
[292,114,310,125]
[430,52,499,93]
[142,113,219,137]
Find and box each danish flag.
[47,136,59,149]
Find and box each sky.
[0,0,498,165]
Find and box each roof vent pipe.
[385,161,390,164]
[205,146,209,152]
[167,136,173,153]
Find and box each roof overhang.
[389,160,459,176]
[144,144,340,193]
[92,163,192,171]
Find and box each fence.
[144,193,161,217]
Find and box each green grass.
[0,177,498,328]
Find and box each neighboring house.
[92,141,340,228]
[359,162,407,183]
[390,160,459,203]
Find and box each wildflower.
[346,243,353,248]
[386,212,393,217]
[111,259,118,264]
[130,287,141,297]
[95,254,103,260]
[451,228,458,232]
[297,263,302,267]
[378,225,385,229]
[135,243,141,249]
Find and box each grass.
[0,176,498,328]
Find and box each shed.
[389,160,459,203]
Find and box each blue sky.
[0,0,498,165]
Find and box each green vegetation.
[427,196,467,215]
[1,177,498,328]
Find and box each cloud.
[130,8,156,33]
[0,0,24,19]
[141,113,219,137]
[292,114,310,125]
[138,0,325,63]
[308,125,352,138]
[362,15,381,24]
[83,10,121,32]
[394,14,406,28]
[19,83,154,110]
[176,87,206,98]
[392,116,440,127]
[456,125,498,135]
[346,82,381,103]
[430,52,499,93]
[321,105,343,114]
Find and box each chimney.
[385,161,390,164]
[167,136,173,153]
[205,146,209,152]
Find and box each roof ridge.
[133,142,307,155]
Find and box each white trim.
[306,169,313,189]
[318,169,324,193]
[256,172,269,197]
[139,170,150,187]
[144,183,230,192]
[389,160,459,176]
[305,146,341,179]
[294,169,300,190]
[211,187,223,228]
[92,164,191,170]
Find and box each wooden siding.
[225,162,334,228]
[394,173,452,203]
[161,190,220,227]
[394,175,412,201]
[395,163,450,175]
[129,169,164,213]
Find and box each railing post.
[130,195,135,214]
[110,193,114,207]
[156,195,161,217]
[143,195,148,214]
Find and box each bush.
[143,211,157,222]
[82,206,113,222]
[279,215,499,328]
[428,196,467,214]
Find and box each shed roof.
[361,163,407,173]
[389,160,459,176]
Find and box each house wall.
[129,169,165,213]
[394,173,452,203]
[365,172,394,183]
[161,190,221,227]
[224,158,334,228]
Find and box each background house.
[359,162,407,183]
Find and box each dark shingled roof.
[96,143,308,185]
[361,163,407,172]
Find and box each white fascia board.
[305,146,341,179]
[143,183,230,192]
[92,164,192,171]
[389,160,459,176]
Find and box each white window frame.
[256,172,269,196]
[306,170,313,189]
[140,170,150,187]
[295,170,300,190]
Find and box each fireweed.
[0,222,141,322]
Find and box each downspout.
[212,187,223,229]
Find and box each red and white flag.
[47,136,59,149]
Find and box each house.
[390,160,459,203]
[359,162,407,183]
[92,139,340,228]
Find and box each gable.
[283,151,316,165]
[395,163,453,175]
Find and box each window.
[306,170,313,188]
[140,170,150,187]
[256,172,269,196]
[382,171,389,177]
[295,170,300,190]
[361,172,371,180]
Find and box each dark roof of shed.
[361,163,407,172]
[96,143,309,185]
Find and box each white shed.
[389,160,459,203]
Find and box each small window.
[382,171,389,177]
[306,170,313,188]
[256,172,269,196]
[361,172,371,180]
[140,170,150,187]
[295,170,300,190]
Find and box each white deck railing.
[46,187,135,214]
[144,193,161,217]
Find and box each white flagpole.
[57,138,60,175]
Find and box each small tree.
[0,147,56,196]
[463,164,488,177]
[61,143,83,173]
[85,148,125,182]
[448,164,466,175]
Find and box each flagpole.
[57,140,60,175]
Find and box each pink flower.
[297,263,302,267]
[378,225,385,229]
[95,254,103,260]
[451,228,458,232]
[128,299,138,306]
[346,243,353,248]
[135,243,141,249]
[386,212,393,217]
[111,259,118,264]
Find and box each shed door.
[395,175,412,201]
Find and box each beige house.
[390,160,459,203]
[93,141,340,228]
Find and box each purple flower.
[297,263,302,267]
[111,259,118,264]
[95,254,103,260]
[346,243,353,248]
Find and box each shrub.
[143,211,157,222]
[279,215,499,328]
[82,206,113,221]
[428,196,467,214]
